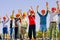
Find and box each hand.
[46,2,48,8]
[37,5,39,9]
[12,10,14,15]
[56,1,59,4]
[18,9,22,13]
[6,13,8,17]
[30,6,33,10]
[36,5,39,11]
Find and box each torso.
[28,15,35,25]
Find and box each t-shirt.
[58,13,60,23]
[10,20,13,28]
[14,18,21,27]
[37,10,48,24]
[10,20,15,28]
[2,19,9,27]
[21,18,28,27]
[49,12,57,22]
[28,15,35,25]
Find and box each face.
[23,12,27,17]
[52,10,56,12]
[41,10,45,15]
[11,17,14,20]
[10,15,14,20]
[3,16,6,21]
[23,16,26,18]
[51,7,56,12]
[16,13,20,18]
[30,10,34,15]
[30,13,33,15]
[3,19,6,21]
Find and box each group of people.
[0,0,60,40]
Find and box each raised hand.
[30,6,33,10]
[12,10,14,16]
[18,9,22,13]
[46,2,48,9]
[56,0,59,4]
[36,5,39,11]
[6,13,8,17]
[56,0,59,13]
[56,1,59,8]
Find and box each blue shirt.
[37,11,48,24]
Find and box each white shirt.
[49,12,57,22]
[0,19,9,27]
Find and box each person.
[14,10,22,40]
[58,8,60,33]
[36,2,48,40]
[56,1,60,33]
[0,14,9,40]
[10,10,14,40]
[21,12,28,40]
[48,1,58,40]
[27,6,36,40]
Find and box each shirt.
[0,19,9,28]
[37,10,48,24]
[10,19,15,28]
[21,18,28,27]
[49,12,57,22]
[28,15,35,25]
[14,18,21,27]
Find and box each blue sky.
[0,0,60,33]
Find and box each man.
[36,2,48,40]
[0,14,9,40]
[10,10,14,40]
[27,6,36,40]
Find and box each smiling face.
[41,9,45,15]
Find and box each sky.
[0,0,60,33]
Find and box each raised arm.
[30,6,35,16]
[10,10,14,19]
[18,9,22,19]
[46,2,51,13]
[5,14,9,23]
[36,5,39,12]
[30,6,34,10]
[36,5,42,16]
[12,10,14,16]
[56,1,59,13]
[56,1,59,9]
[27,9,30,16]
[45,2,49,16]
